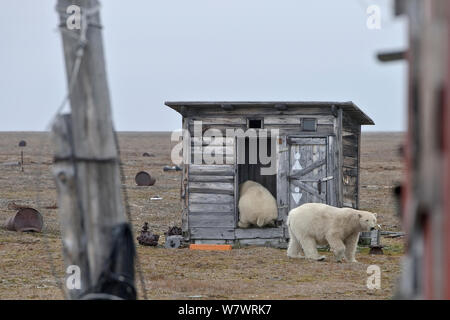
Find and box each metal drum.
[135,171,156,186]
[5,208,43,232]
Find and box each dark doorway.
[237,136,277,197]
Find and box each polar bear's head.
[358,211,377,232]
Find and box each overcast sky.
[0,0,407,132]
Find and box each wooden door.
[288,137,331,210]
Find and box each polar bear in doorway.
[238,180,278,228]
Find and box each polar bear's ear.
[373,213,377,217]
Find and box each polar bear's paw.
[238,221,250,228]
[316,255,326,262]
[287,253,305,259]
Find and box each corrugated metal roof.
[165,101,375,125]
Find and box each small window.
[302,118,317,132]
[248,119,263,129]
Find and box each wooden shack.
[165,101,374,247]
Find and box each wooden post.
[53,0,134,299]
[52,114,91,299]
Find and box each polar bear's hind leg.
[299,236,325,261]
[287,226,304,258]
[256,216,265,228]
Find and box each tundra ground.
[0,132,405,299]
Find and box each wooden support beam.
[54,0,134,299]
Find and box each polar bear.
[286,203,377,262]
[238,180,278,228]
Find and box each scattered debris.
[150,196,162,201]
[142,152,154,157]
[164,226,184,249]
[44,203,58,210]
[163,165,182,172]
[369,245,384,255]
[165,235,184,249]
[382,231,406,238]
[361,185,393,190]
[135,171,156,186]
[369,230,384,255]
[136,222,159,246]
[165,226,182,237]
[0,161,20,167]
[18,140,26,172]
[5,208,43,232]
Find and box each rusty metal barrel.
[135,171,156,186]
[5,208,43,232]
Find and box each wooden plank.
[290,180,326,201]
[234,156,239,235]
[189,124,245,136]
[237,238,287,248]
[189,164,234,176]
[192,239,230,245]
[343,185,357,198]
[343,156,358,168]
[190,152,235,165]
[189,117,246,125]
[189,182,234,194]
[190,227,235,240]
[289,159,326,179]
[189,193,234,204]
[189,175,234,183]
[182,119,190,237]
[337,108,343,207]
[288,137,327,145]
[342,146,357,158]
[191,146,235,155]
[264,115,334,126]
[189,213,235,227]
[327,136,336,206]
[235,227,284,239]
[356,128,361,209]
[191,136,235,146]
[342,134,358,145]
[264,116,301,125]
[343,194,356,208]
[185,106,334,117]
[189,203,234,213]
[276,135,289,225]
[189,244,232,251]
[317,118,335,125]
[265,124,334,135]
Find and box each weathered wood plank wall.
[342,112,361,208]
[179,105,363,244]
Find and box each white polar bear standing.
[238,180,278,228]
[286,203,377,262]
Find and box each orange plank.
[189,244,232,251]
